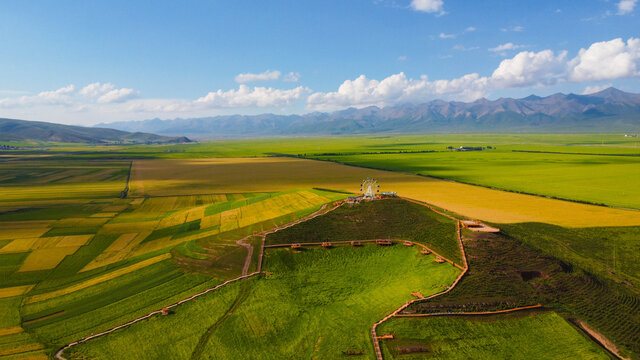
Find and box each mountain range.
[99,87,640,138]
[0,118,191,144]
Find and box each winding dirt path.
[54,201,344,360]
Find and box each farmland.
[1,133,639,359]
[379,311,609,359]
[69,245,461,359]
[128,157,640,227]
[0,155,347,358]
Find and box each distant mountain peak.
[97,88,640,138]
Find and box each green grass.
[70,245,460,359]
[379,311,609,359]
[499,223,640,289]
[266,198,461,265]
[404,228,640,358]
[312,150,640,209]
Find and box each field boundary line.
[371,199,468,360]
[54,199,344,360]
[54,272,261,360]
[393,304,543,317]
[264,239,464,270]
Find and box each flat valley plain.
[0,133,639,359]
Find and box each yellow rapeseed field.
[0,285,34,298]
[130,158,640,227]
[26,253,171,304]
[81,232,151,272]
[19,247,79,272]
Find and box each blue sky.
[0,0,638,124]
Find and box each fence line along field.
[68,245,462,360]
[129,157,640,227]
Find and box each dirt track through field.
[54,201,341,359]
[54,197,621,360]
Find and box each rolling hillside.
[0,118,191,144]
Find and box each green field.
[1,134,639,359]
[69,245,461,359]
[311,150,640,209]
[266,198,461,265]
[404,227,640,358]
[379,311,609,359]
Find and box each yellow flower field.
[129,158,640,227]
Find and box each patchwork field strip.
[26,253,171,304]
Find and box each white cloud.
[453,45,479,51]
[397,55,408,61]
[283,72,301,82]
[234,70,282,83]
[306,72,489,111]
[582,84,613,95]
[618,0,637,14]
[79,82,139,103]
[0,84,75,108]
[195,85,310,108]
[98,88,138,103]
[491,50,568,87]
[489,42,525,52]
[568,38,640,82]
[439,32,456,39]
[80,82,114,97]
[410,0,444,13]
[501,26,524,32]
[465,26,476,32]
[2,38,640,124]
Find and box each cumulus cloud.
[195,85,310,108]
[410,0,444,14]
[283,72,301,82]
[618,0,637,14]
[582,84,613,95]
[465,26,476,32]
[234,70,281,83]
[2,37,640,123]
[97,88,138,103]
[0,84,75,107]
[489,42,525,52]
[491,50,568,87]
[568,38,640,82]
[306,72,489,110]
[439,32,456,39]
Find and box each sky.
[0,0,639,125]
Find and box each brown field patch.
[129,158,640,227]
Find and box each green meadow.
[379,311,609,359]
[312,150,640,209]
[69,245,461,360]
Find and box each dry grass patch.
[130,158,640,227]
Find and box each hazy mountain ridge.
[102,87,640,137]
[0,118,191,144]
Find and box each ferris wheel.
[360,177,380,199]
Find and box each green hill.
[0,118,191,144]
